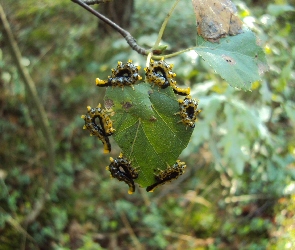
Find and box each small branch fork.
[72,0,194,59]
[71,0,148,55]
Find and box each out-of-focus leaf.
[267,4,295,17]
[105,83,194,187]
[195,29,268,90]
[285,101,295,123]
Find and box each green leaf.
[105,83,193,187]
[285,101,295,123]
[267,4,295,17]
[195,29,268,90]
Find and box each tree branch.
[0,3,55,225]
[71,0,148,55]
[82,0,111,5]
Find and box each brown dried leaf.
[192,0,243,42]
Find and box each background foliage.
[0,0,295,249]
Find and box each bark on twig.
[71,0,148,55]
[82,0,110,5]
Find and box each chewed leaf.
[192,0,243,42]
[195,29,268,90]
[105,83,193,187]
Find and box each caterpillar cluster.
[96,60,142,88]
[144,58,200,128]
[146,160,186,192]
[94,58,200,128]
[81,59,201,192]
[81,104,115,153]
[106,153,139,194]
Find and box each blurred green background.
[0,0,295,249]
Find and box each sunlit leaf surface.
[195,29,268,90]
[105,83,193,187]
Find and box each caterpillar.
[170,79,191,96]
[96,60,142,88]
[176,95,201,128]
[144,58,190,96]
[106,153,139,194]
[81,104,115,153]
[146,160,186,192]
[144,58,175,88]
[86,104,115,135]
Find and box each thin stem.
[154,0,181,48]
[71,0,148,55]
[152,47,197,60]
[119,212,143,250]
[146,0,185,66]
[146,52,152,68]
[0,210,37,245]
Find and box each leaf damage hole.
[148,89,154,96]
[105,98,114,109]
[149,116,157,122]
[222,54,236,65]
[122,101,133,110]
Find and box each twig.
[73,0,195,59]
[163,231,214,247]
[71,0,148,55]
[0,207,39,249]
[224,194,272,203]
[119,212,144,250]
[152,47,196,60]
[82,0,110,5]
[154,0,180,48]
[0,3,55,225]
